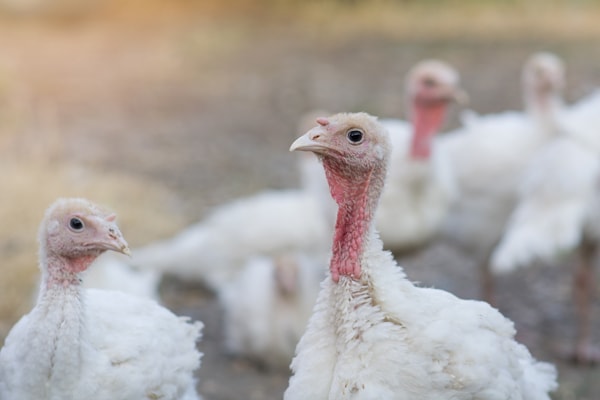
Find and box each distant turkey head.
[39,198,130,281]
[522,52,565,116]
[405,59,465,159]
[290,112,390,282]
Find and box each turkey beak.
[290,129,331,154]
[102,225,131,256]
[451,87,469,106]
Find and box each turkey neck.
[410,100,447,159]
[525,86,564,134]
[323,156,386,283]
[30,253,93,394]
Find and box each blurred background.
[0,0,599,399]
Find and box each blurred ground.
[0,1,599,399]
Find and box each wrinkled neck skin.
[410,101,447,160]
[323,157,385,283]
[39,250,96,294]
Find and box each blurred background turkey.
[0,0,599,399]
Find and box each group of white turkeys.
[3,50,599,399]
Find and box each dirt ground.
[0,2,599,399]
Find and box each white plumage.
[492,137,600,273]
[488,83,600,364]
[219,252,325,369]
[83,252,162,301]
[435,52,567,300]
[0,198,203,400]
[131,188,331,291]
[285,112,557,399]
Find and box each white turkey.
[0,198,203,400]
[437,51,567,302]
[491,83,600,364]
[285,112,557,399]
[219,251,325,369]
[130,187,331,292]
[127,113,334,292]
[376,59,464,253]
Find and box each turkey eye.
[69,218,84,231]
[347,129,364,144]
[422,77,437,88]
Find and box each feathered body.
[132,188,330,291]
[377,119,457,252]
[82,252,162,301]
[491,87,600,271]
[438,110,546,258]
[285,112,557,399]
[492,137,600,272]
[289,237,557,399]
[431,52,567,301]
[488,84,600,363]
[219,252,325,368]
[1,290,202,400]
[0,198,203,400]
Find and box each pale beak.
[290,129,332,153]
[103,225,131,256]
[290,133,317,152]
[451,88,469,106]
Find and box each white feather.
[286,234,558,400]
[131,188,331,291]
[82,252,162,301]
[492,101,600,273]
[0,288,203,400]
[376,119,457,251]
[219,252,325,368]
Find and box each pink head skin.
[405,60,465,159]
[38,198,130,288]
[290,113,390,282]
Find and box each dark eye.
[69,217,84,231]
[347,129,364,144]
[422,77,437,88]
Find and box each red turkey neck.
[322,156,386,283]
[410,100,447,159]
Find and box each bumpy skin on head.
[37,198,130,286]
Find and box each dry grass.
[2,0,600,41]
[285,0,600,41]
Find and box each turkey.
[219,251,325,369]
[437,51,566,302]
[285,112,557,399]
[128,114,334,292]
[491,85,600,364]
[0,198,203,400]
[376,59,464,252]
